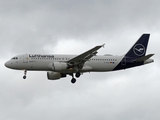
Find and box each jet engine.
[47,71,66,80]
[48,62,68,71]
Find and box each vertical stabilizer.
[125,34,150,58]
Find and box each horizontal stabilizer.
[135,54,154,62]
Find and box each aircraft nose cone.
[5,61,10,68]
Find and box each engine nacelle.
[47,71,66,80]
[48,62,68,72]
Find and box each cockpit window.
[11,57,18,60]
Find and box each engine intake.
[47,71,66,80]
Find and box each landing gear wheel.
[23,75,26,79]
[75,72,80,78]
[23,70,27,79]
[71,78,76,84]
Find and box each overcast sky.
[0,0,160,120]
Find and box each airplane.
[5,34,154,83]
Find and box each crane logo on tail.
[133,44,145,56]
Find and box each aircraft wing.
[67,44,105,67]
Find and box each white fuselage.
[5,54,124,73]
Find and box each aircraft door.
[23,54,28,63]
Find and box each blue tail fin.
[125,34,150,58]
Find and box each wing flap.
[68,44,105,65]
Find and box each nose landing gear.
[23,70,27,79]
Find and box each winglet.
[102,44,105,48]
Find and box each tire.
[71,78,76,83]
[23,76,26,79]
[75,72,80,78]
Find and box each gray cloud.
[1,0,160,54]
[1,0,160,120]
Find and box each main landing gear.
[23,70,27,79]
[70,72,81,84]
[75,72,80,78]
[71,78,76,84]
